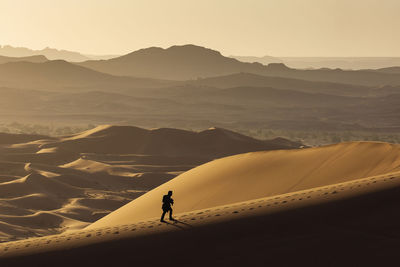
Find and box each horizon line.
[2,43,400,58]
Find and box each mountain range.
[231,55,400,70]
[5,43,400,70]
[2,44,400,87]
[0,45,117,62]
[0,55,47,64]
[76,45,400,86]
[0,44,400,142]
[0,60,174,90]
[78,45,267,80]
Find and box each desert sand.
[88,141,400,228]
[1,141,400,266]
[0,125,299,242]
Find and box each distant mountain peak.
[44,59,69,64]
[167,44,222,55]
[79,44,268,80]
[0,44,115,62]
[120,44,223,60]
[0,54,48,64]
[126,46,164,56]
[266,63,291,70]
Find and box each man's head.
[168,190,173,196]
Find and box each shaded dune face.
[40,125,301,156]
[88,141,400,228]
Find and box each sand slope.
[2,141,400,265]
[0,126,299,242]
[2,170,400,266]
[88,141,400,228]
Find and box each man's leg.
[169,208,174,220]
[161,210,167,222]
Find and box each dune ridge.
[88,141,400,228]
[1,169,400,265]
[39,125,302,156]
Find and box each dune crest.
[40,124,301,156]
[88,141,400,228]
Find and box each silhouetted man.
[160,190,174,222]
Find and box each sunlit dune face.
[88,142,400,228]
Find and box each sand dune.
[40,125,302,156]
[4,194,63,211]
[88,141,400,228]
[0,126,298,242]
[0,173,83,198]
[2,169,400,266]
[1,141,400,265]
[0,133,50,145]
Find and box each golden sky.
[0,0,399,56]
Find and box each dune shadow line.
[173,219,193,228]
[161,220,186,230]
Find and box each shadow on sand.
[161,219,193,229]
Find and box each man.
[160,190,174,222]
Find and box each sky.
[0,0,399,57]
